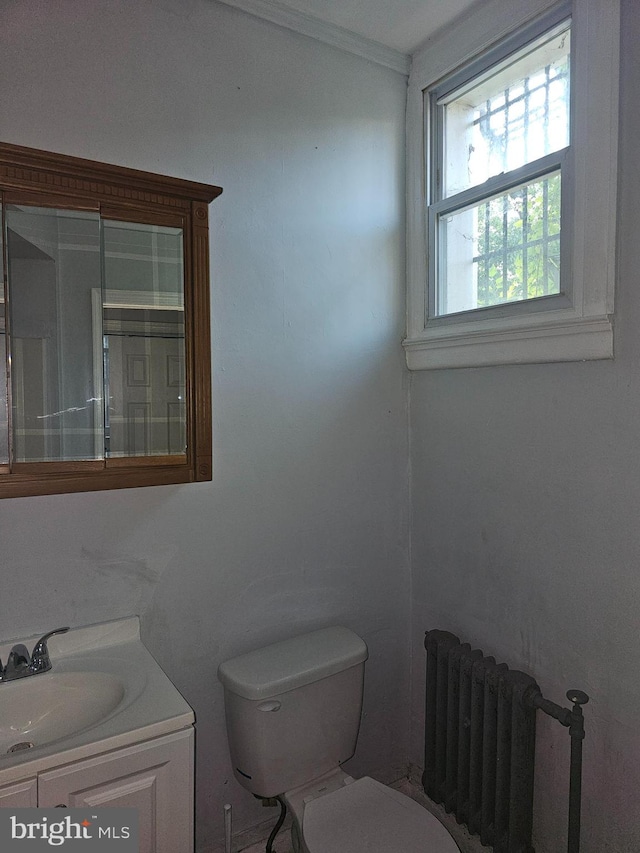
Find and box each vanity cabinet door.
[0,777,37,807]
[38,728,193,853]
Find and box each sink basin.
[0,671,125,755]
[0,618,194,770]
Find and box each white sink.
[0,671,125,754]
[0,618,194,773]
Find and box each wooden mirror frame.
[0,142,222,499]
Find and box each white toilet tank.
[218,626,368,798]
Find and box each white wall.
[408,0,639,850]
[0,1,409,848]
[6,0,632,849]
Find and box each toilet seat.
[300,776,460,853]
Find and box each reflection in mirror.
[102,221,185,458]
[5,205,102,463]
[0,204,7,465]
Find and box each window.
[0,142,221,498]
[404,0,620,369]
[430,21,570,316]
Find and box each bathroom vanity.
[0,618,194,853]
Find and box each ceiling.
[260,0,481,54]
[218,0,483,65]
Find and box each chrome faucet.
[1,627,70,682]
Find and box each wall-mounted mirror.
[0,143,222,498]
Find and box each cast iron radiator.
[424,630,588,853]
[424,629,538,852]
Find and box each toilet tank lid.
[217,626,368,700]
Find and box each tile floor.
[219,778,483,853]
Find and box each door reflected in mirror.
[102,220,186,459]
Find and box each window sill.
[403,313,613,370]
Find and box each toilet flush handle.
[256,700,282,712]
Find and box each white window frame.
[404,0,620,370]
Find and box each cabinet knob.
[55,804,67,808]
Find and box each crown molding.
[215,0,410,75]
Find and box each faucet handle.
[29,627,70,674]
[6,644,31,677]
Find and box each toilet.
[218,626,460,852]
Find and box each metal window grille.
[473,61,568,307]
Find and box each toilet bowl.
[285,769,460,853]
[218,626,460,853]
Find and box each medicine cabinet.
[0,142,222,498]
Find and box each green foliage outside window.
[475,173,561,308]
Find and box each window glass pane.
[438,172,561,315]
[5,205,103,462]
[102,221,185,458]
[442,26,570,197]
[0,203,7,465]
